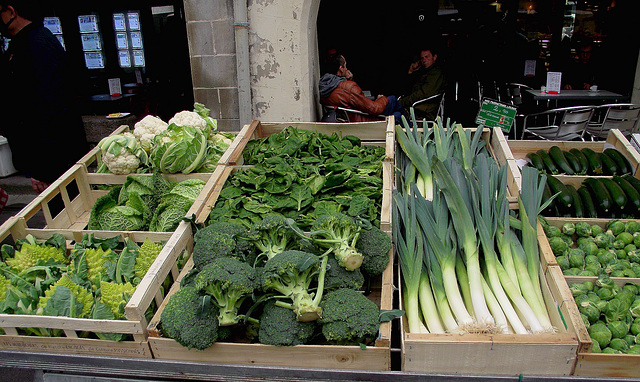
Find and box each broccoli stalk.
[262,250,328,322]
[249,214,300,261]
[309,213,363,271]
[195,257,256,326]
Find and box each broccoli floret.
[325,256,364,291]
[194,257,256,326]
[318,288,380,345]
[196,220,254,256]
[310,213,363,271]
[160,285,220,350]
[261,250,327,322]
[248,214,303,261]
[258,301,317,346]
[192,231,238,269]
[355,225,391,277]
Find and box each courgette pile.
[543,174,640,218]
[527,147,633,176]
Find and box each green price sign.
[475,98,518,133]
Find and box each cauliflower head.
[103,151,140,175]
[169,110,207,130]
[133,115,168,151]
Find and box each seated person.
[319,53,403,122]
[399,47,446,121]
[563,41,597,90]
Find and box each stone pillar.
[183,0,241,131]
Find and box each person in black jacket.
[0,0,87,192]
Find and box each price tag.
[475,98,518,133]
[524,60,536,77]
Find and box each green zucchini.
[581,148,603,175]
[526,152,546,173]
[565,184,584,218]
[563,150,584,174]
[613,175,640,217]
[549,146,575,175]
[600,177,627,210]
[577,186,598,218]
[584,178,613,214]
[570,148,590,174]
[537,149,559,175]
[604,148,633,175]
[547,175,573,209]
[599,151,619,176]
[541,177,557,216]
[622,174,640,195]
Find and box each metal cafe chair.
[584,103,640,140]
[505,83,533,107]
[320,105,385,123]
[521,105,594,141]
[411,92,445,121]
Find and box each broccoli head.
[160,285,220,350]
[261,250,326,322]
[310,213,363,271]
[248,214,303,262]
[324,255,364,292]
[194,257,256,326]
[192,231,238,269]
[355,225,391,276]
[318,288,380,345]
[258,300,316,346]
[196,220,255,257]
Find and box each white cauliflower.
[133,115,168,150]
[102,150,140,174]
[97,132,148,175]
[168,110,207,130]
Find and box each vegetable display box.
[508,129,640,179]
[220,119,396,166]
[13,164,219,234]
[77,124,230,183]
[399,262,581,375]
[145,222,395,370]
[0,216,189,358]
[564,276,640,377]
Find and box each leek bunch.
[393,116,554,334]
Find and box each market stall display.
[0,216,189,357]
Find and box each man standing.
[319,53,403,122]
[400,47,446,121]
[0,0,87,192]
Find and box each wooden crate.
[13,164,219,234]
[400,263,580,375]
[145,223,394,370]
[0,216,190,357]
[507,129,640,178]
[563,276,640,377]
[77,124,230,183]
[219,119,396,166]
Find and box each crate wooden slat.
[400,261,579,375]
[145,223,394,370]
[0,216,186,358]
[220,119,395,166]
[563,277,640,377]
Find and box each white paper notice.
[108,78,122,96]
[524,60,536,77]
[546,72,562,94]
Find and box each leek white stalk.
[418,271,445,333]
[481,271,509,334]
[431,158,493,328]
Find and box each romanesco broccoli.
[134,239,164,280]
[6,243,67,273]
[100,281,136,319]
[38,274,94,318]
